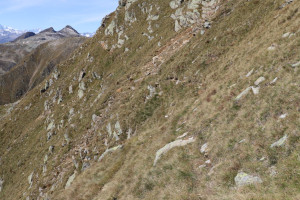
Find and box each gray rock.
[105,20,116,36]
[200,143,208,154]
[78,89,84,99]
[115,121,122,135]
[64,133,70,144]
[269,166,278,177]
[47,121,55,131]
[175,20,182,32]
[65,172,76,189]
[146,85,156,100]
[188,0,202,10]
[125,10,137,23]
[43,165,47,174]
[271,134,288,148]
[127,128,132,139]
[291,61,300,68]
[235,87,252,101]
[270,77,278,84]
[81,162,90,171]
[235,172,262,187]
[282,32,291,38]
[44,154,48,164]
[125,0,138,10]
[246,68,254,77]
[0,178,3,192]
[47,132,53,141]
[98,145,123,161]
[92,72,101,80]
[147,14,159,21]
[170,0,182,9]
[251,86,260,95]
[204,21,211,29]
[254,77,266,86]
[78,70,86,82]
[28,172,34,188]
[49,145,54,154]
[153,137,195,166]
[69,85,73,94]
[72,156,79,169]
[106,123,112,137]
[79,82,86,90]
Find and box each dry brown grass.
[0,0,299,200]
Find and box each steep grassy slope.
[0,0,299,200]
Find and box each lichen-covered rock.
[235,172,262,187]
[154,137,195,166]
[271,135,288,148]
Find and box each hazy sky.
[0,0,118,33]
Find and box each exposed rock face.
[153,137,195,166]
[235,172,263,187]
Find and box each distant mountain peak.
[59,25,80,36]
[13,32,36,42]
[40,27,56,34]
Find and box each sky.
[0,0,118,33]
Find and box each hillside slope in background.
[0,0,299,200]
[0,26,86,104]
